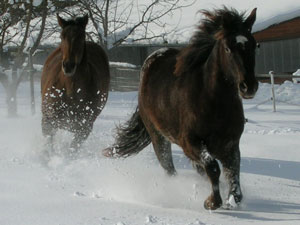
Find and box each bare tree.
[0,0,48,116]
[70,0,196,49]
[0,0,196,115]
[0,0,84,116]
[0,1,23,65]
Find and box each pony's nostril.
[62,61,76,74]
[239,82,248,93]
[69,62,75,69]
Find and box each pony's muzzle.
[239,80,258,99]
[62,61,77,77]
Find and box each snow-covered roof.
[292,69,300,76]
[253,9,300,33]
[109,62,137,68]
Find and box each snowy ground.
[0,81,300,225]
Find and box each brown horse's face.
[219,9,259,99]
[57,15,88,77]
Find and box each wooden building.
[253,11,300,74]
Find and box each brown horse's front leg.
[69,123,93,157]
[221,146,243,208]
[41,116,56,155]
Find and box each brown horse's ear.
[244,8,257,31]
[76,14,88,28]
[57,14,67,28]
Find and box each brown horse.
[41,15,110,155]
[103,7,259,210]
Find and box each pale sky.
[178,0,300,29]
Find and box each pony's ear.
[57,14,67,28]
[76,14,88,28]
[244,8,257,31]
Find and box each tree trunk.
[28,53,35,115]
[6,68,18,117]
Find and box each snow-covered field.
[0,81,300,225]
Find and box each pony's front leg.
[199,148,223,210]
[221,146,243,208]
[185,141,222,210]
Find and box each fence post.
[269,71,276,112]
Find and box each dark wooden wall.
[253,17,300,74]
[253,17,300,42]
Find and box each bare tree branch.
[15,0,33,67]
[29,0,48,55]
[75,0,196,49]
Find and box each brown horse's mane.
[174,7,247,76]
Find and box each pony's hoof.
[204,195,222,210]
[225,194,242,209]
[166,170,177,176]
[102,147,116,158]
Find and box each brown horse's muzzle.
[62,61,77,77]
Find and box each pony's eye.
[256,43,260,49]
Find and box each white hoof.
[225,194,238,209]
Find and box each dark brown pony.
[103,7,258,210]
[41,15,110,154]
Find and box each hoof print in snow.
[116,222,125,225]
[74,191,86,197]
[92,193,103,199]
[146,215,157,223]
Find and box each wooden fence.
[256,73,300,84]
[109,65,141,92]
[255,71,300,112]
[109,69,300,92]
[109,68,300,92]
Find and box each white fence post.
[269,71,276,112]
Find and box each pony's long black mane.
[175,7,247,76]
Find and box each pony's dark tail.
[102,107,151,158]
